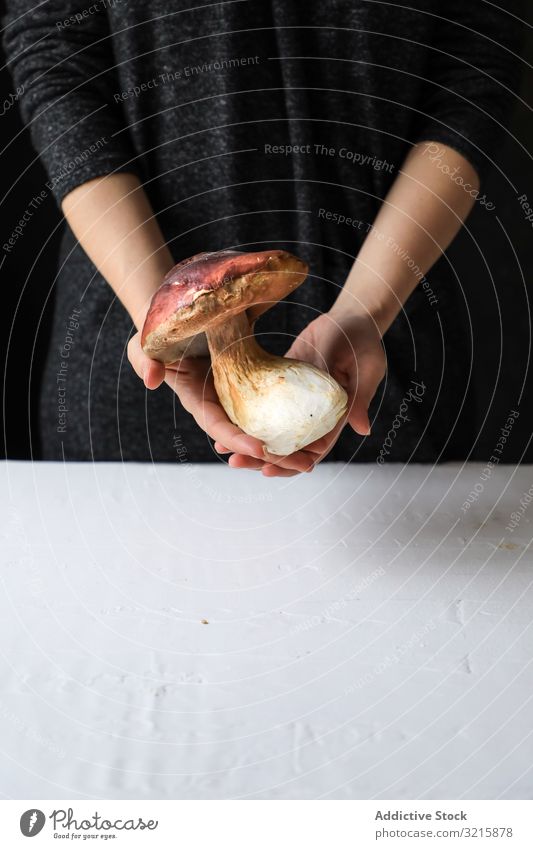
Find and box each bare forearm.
[332,142,480,334]
[61,174,174,330]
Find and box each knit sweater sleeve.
[413,0,525,182]
[2,0,139,204]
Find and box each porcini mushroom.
[141,250,347,455]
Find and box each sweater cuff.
[45,143,141,204]
[413,118,495,188]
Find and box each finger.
[284,335,314,363]
[261,448,316,473]
[127,335,165,389]
[214,442,232,454]
[218,438,316,471]
[127,335,146,380]
[285,315,343,368]
[227,448,317,472]
[143,358,166,390]
[284,322,324,365]
[228,454,264,470]
[346,384,374,436]
[349,401,372,436]
[261,465,301,478]
[164,371,266,459]
[347,355,385,435]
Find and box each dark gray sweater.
[3,0,524,462]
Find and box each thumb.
[286,325,333,371]
[285,332,317,364]
[143,357,166,390]
[127,334,165,389]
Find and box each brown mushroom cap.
[141,249,308,363]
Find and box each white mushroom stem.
[205,311,348,455]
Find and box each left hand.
[215,308,387,476]
[127,331,322,474]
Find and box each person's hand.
[127,332,321,474]
[222,307,386,476]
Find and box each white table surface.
[1,460,532,800]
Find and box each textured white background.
[1,461,532,799]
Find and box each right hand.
[127,332,318,474]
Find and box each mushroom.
[141,249,348,455]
